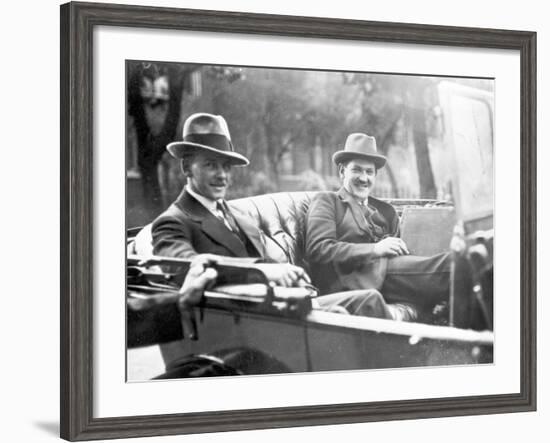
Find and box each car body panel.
[127,293,493,380]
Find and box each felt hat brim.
[332,150,387,169]
[167,141,250,166]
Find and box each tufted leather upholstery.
[129,192,457,323]
[228,192,454,268]
[131,191,452,266]
[228,192,316,271]
[130,192,317,263]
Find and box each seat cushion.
[131,192,317,266]
[128,192,459,322]
[229,192,317,270]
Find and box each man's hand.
[177,255,219,340]
[256,263,311,287]
[373,237,410,258]
[178,255,219,308]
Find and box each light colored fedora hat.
[167,113,249,166]
[332,133,387,169]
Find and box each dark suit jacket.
[305,188,399,295]
[152,190,288,263]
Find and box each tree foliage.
[127,61,493,224]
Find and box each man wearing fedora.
[305,133,451,319]
[151,114,400,318]
[152,112,307,287]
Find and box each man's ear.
[180,159,191,177]
[338,163,345,179]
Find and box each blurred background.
[126,61,493,227]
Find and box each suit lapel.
[230,207,263,257]
[175,190,249,257]
[201,217,249,257]
[337,187,371,234]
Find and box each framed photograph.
[60,1,536,440]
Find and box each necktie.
[363,204,388,241]
[216,201,242,236]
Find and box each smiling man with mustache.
[305,133,452,320]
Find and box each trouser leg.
[315,289,416,321]
[316,289,393,319]
[381,252,451,307]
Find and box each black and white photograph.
[126,61,495,381]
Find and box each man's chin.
[209,186,227,199]
[350,188,370,200]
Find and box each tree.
[127,62,187,212]
[201,68,314,187]
[346,73,438,198]
[408,79,437,199]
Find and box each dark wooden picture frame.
[60,1,536,440]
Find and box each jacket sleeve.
[152,209,261,265]
[152,212,198,260]
[305,193,377,266]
